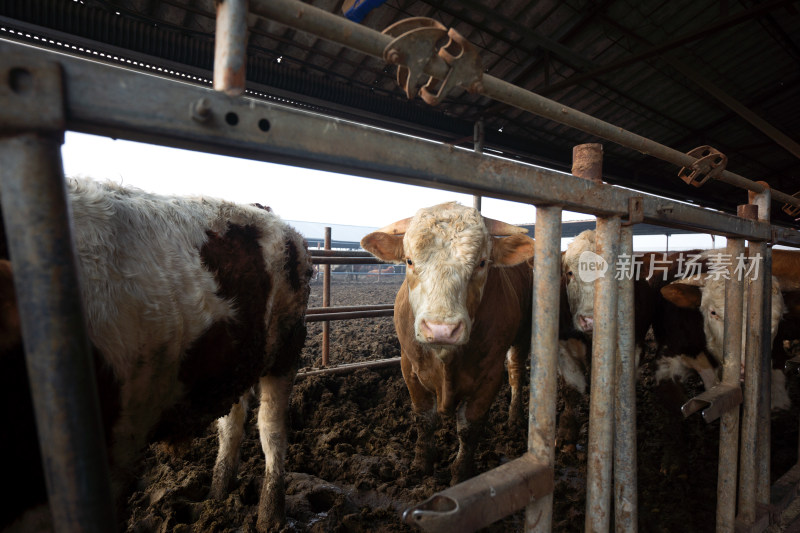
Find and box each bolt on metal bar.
[0,133,117,533]
[614,225,637,533]
[251,0,800,210]
[213,0,248,96]
[526,205,561,533]
[585,216,621,533]
[322,226,331,366]
[717,237,745,533]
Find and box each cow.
[360,202,537,484]
[661,275,792,411]
[1,177,312,532]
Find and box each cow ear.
[361,232,405,263]
[491,234,535,266]
[660,283,702,308]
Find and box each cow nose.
[579,315,594,333]
[419,319,464,344]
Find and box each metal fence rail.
[2,6,800,531]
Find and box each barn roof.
[1,0,798,226]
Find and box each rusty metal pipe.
[717,237,745,532]
[473,119,483,211]
[297,357,400,378]
[614,225,637,532]
[252,0,800,210]
[306,309,393,322]
[213,0,248,95]
[0,133,116,532]
[322,227,331,366]
[404,453,553,533]
[586,215,621,533]
[526,205,561,532]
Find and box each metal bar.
[585,215,621,533]
[306,309,394,322]
[306,304,394,314]
[473,118,483,211]
[525,205,561,533]
[322,227,331,367]
[213,0,248,96]
[0,134,117,532]
[403,453,553,533]
[740,236,768,525]
[251,0,800,210]
[614,225,637,533]
[680,383,743,423]
[717,237,745,533]
[750,186,774,513]
[297,357,400,377]
[313,256,388,265]
[5,42,798,245]
[309,250,373,257]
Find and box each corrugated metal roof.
[1,0,798,225]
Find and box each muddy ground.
[124,277,800,532]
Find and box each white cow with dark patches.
[1,178,312,532]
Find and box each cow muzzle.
[418,319,466,345]
[578,314,594,334]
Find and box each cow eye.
[710,309,717,316]
[406,259,413,266]
[567,271,573,277]
[479,259,486,268]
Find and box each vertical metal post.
[0,134,116,532]
[614,225,637,533]
[526,205,562,532]
[717,236,745,532]
[473,119,484,212]
[322,227,331,366]
[214,0,249,96]
[586,215,621,533]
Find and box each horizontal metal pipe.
[252,0,800,210]
[306,304,394,314]
[309,250,373,257]
[4,41,800,245]
[296,357,400,377]
[305,309,394,322]
[403,453,553,533]
[313,257,388,265]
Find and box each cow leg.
[401,354,438,475]
[556,338,589,454]
[209,394,251,499]
[556,380,584,454]
[255,372,294,533]
[506,345,525,428]
[653,356,691,477]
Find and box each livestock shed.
[1,0,800,532]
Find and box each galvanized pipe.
[0,133,117,532]
[614,225,637,533]
[750,186,773,508]
[473,119,483,212]
[213,0,248,96]
[739,236,767,525]
[306,304,394,314]
[717,237,745,533]
[309,250,375,258]
[525,205,561,533]
[251,0,800,210]
[305,309,394,322]
[313,256,389,265]
[585,216,621,533]
[322,226,331,366]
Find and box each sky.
[60,131,721,251]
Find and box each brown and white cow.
[661,275,791,411]
[361,202,540,484]
[1,178,312,532]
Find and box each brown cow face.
[361,202,534,348]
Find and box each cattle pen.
[1,1,800,532]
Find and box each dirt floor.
[123,277,800,532]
